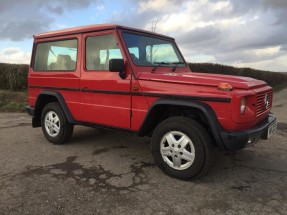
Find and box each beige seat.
[49,55,76,70]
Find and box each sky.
[0,0,287,72]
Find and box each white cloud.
[0,48,31,64]
[138,0,183,13]
[213,1,231,11]
[0,0,100,41]
[232,54,287,72]
[96,4,105,11]
[0,0,287,72]
[142,0,247,34]
[252,46,281,58]
[132,0,287,72]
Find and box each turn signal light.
[218,83,233,91]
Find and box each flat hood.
[139,72,267,90]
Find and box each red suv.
[26,24,277,180]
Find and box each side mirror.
[109,59,126,79]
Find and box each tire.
[151,116,213,180]
[41,102,74,144]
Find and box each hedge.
[189,63,287,88]
[0,63,29,91]
[0,62,286,91]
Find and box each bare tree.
[149,17,160,62]
[151,17,159,32]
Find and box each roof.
[34,24,174,40]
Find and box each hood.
[139,72,267,90]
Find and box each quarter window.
[34,39,78,71]
[86,34,123,71]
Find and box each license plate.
[267,121,277,139]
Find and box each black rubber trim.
[138,98,226,149]
[25,106,34,116]
[34,91,76,124]
[30,86,80,92]
[76,121,137,135]
[121,29,174,41]
[139,99,276,150]
[133,92,231,102]
[220,113,277,150]
[89,89,130,95]
[30,42,36,68]
[121,31,187,69]
[33,38,78,72]
[115,27,137,80]
[29,85,231,102]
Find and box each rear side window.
[34,39,78,71]
[86,34,123,71]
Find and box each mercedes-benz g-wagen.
[26,24,277,179]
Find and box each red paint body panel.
[28,24,273,135]
[29,34,82,120]
[78,31,131,129]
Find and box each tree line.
[0,63,286,91]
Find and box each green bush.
[0,63,29,91]
[0,91,27,112]
[0,62,286,91]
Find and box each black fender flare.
[33,91,75,125]
[138,99,226,149]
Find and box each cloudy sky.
[0,0,286,72]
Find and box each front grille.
[256,90,272,116]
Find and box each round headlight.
[240,97,246,114]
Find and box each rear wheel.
[151,116,213,180]
[41,102,73,144]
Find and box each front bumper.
[220,113,277,150]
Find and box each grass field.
[0,91,27,112]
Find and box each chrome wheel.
[160,131,195,170]
[44,111,60,137]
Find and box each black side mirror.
[109,59,126,79]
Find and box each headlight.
[240,97,246,115]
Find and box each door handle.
[81,87,90,92]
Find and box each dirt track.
[0,88,287,214]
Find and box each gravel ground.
[0,88,287,215]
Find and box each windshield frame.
[121,31,187,68]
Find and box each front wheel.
[41,102,74,144]
[151,116,213,180]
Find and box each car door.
[79,30,131,129]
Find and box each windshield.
[122,32,186,67]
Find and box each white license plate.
[267,121,277,139]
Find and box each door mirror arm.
[109,59,126,79]
[119,71,126,79]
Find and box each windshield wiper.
[154,62,170,65]
[170,62,185,65]
[152,62,170,72]
[171,62,185,72]
[154,61,185,65]
[152,62,185,72]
